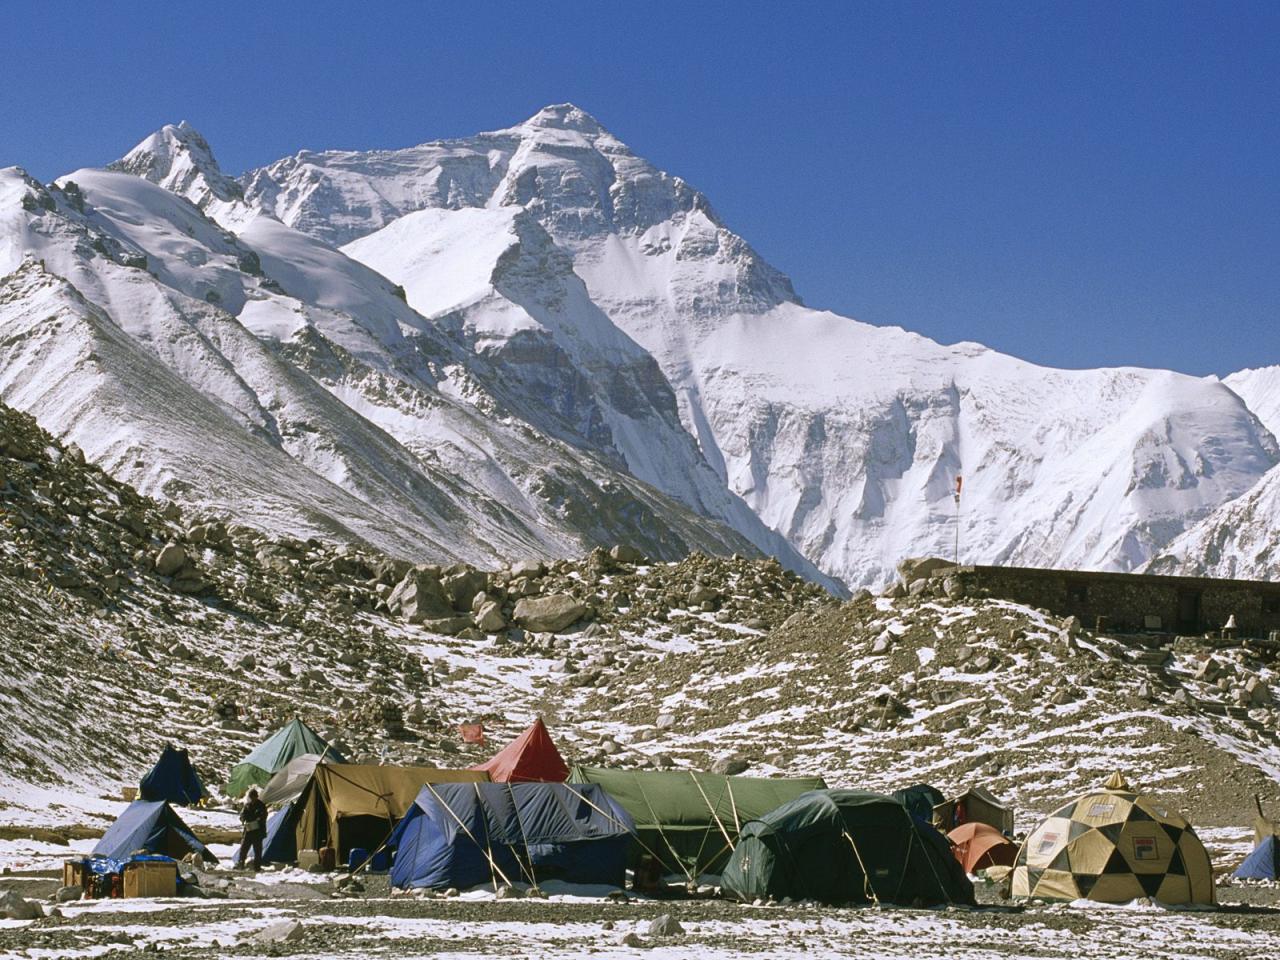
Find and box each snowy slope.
[1148,466,1280,581]
[1225,366,1280,435]
[1143,367,1280,580]
[250,104,1280,587]
[0,163,766,567]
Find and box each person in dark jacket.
[238,788,268,870]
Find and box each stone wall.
[939,565,1280,636]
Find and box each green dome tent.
[721,790,975,906]
[226,719,345,799]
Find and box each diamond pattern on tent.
[1074,873,1099,897]
[1068,819,1092,841]
[1102,847,1130,875]
[1048,847,1072,873]
[1049,801,1078,821]
[1137,872,1164,897]
[1097,822,1125,845]
[1014,776,1215,906]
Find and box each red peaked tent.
[470,717,569,783]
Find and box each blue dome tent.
[390,781,633,891]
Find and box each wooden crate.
[123,861,177,898]
[62,861,84,888]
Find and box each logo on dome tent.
[1037,832,1060,854]
[1133,836,1158,861]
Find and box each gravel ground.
[2,871,1279,960]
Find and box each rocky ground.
[0,874,1278,960]
[3,397,1280,956]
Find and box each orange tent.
[948,821,1018,873]
[471,717,569,783]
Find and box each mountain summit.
[110,121,249,225]
[519,102,609,134]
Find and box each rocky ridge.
[0,397,827,792]
[2,397,1278,829]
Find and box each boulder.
[1245,676,1272,706]
[1194,658,1222,683]
[389,569,452,623]
[609,544,645,564]
[513,594,589,633]
[474,601,507,633]
[153,543,186,577]
[0,890,42,920]
[647,914,685,937]
[710,756,750,776]
[55,885,82,903]
[897,557,954,582]
[687,585,720,607]
[250,919,305,943]
[443,569,489,611]
[419,616,473,636]
[510,559,546,579]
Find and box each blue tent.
[1234,834,1280,880]
[139,745,206,806]
[93,800,217,864]
[892,783,944,824]
[234,803,299,867]
[389,782,634,890]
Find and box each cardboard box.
[123,861,177,898]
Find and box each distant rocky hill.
[2,398,1276,829]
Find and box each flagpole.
[954,475,963,566]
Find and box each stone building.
[941,565,1280,637]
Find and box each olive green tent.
[721,790,975,905]
[568,765,826,879]
[226,719,345,799]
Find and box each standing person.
[238,788,268,870]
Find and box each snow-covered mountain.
[2,106,1276,588]
[243,104,1279,587]
[1144,366,1280,580]
[1224,366,1280,436]
[0,154,788,572]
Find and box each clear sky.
[2,1,1277,376]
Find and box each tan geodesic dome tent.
[1012,772,1215,905]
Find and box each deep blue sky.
[3,1,1277,376]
